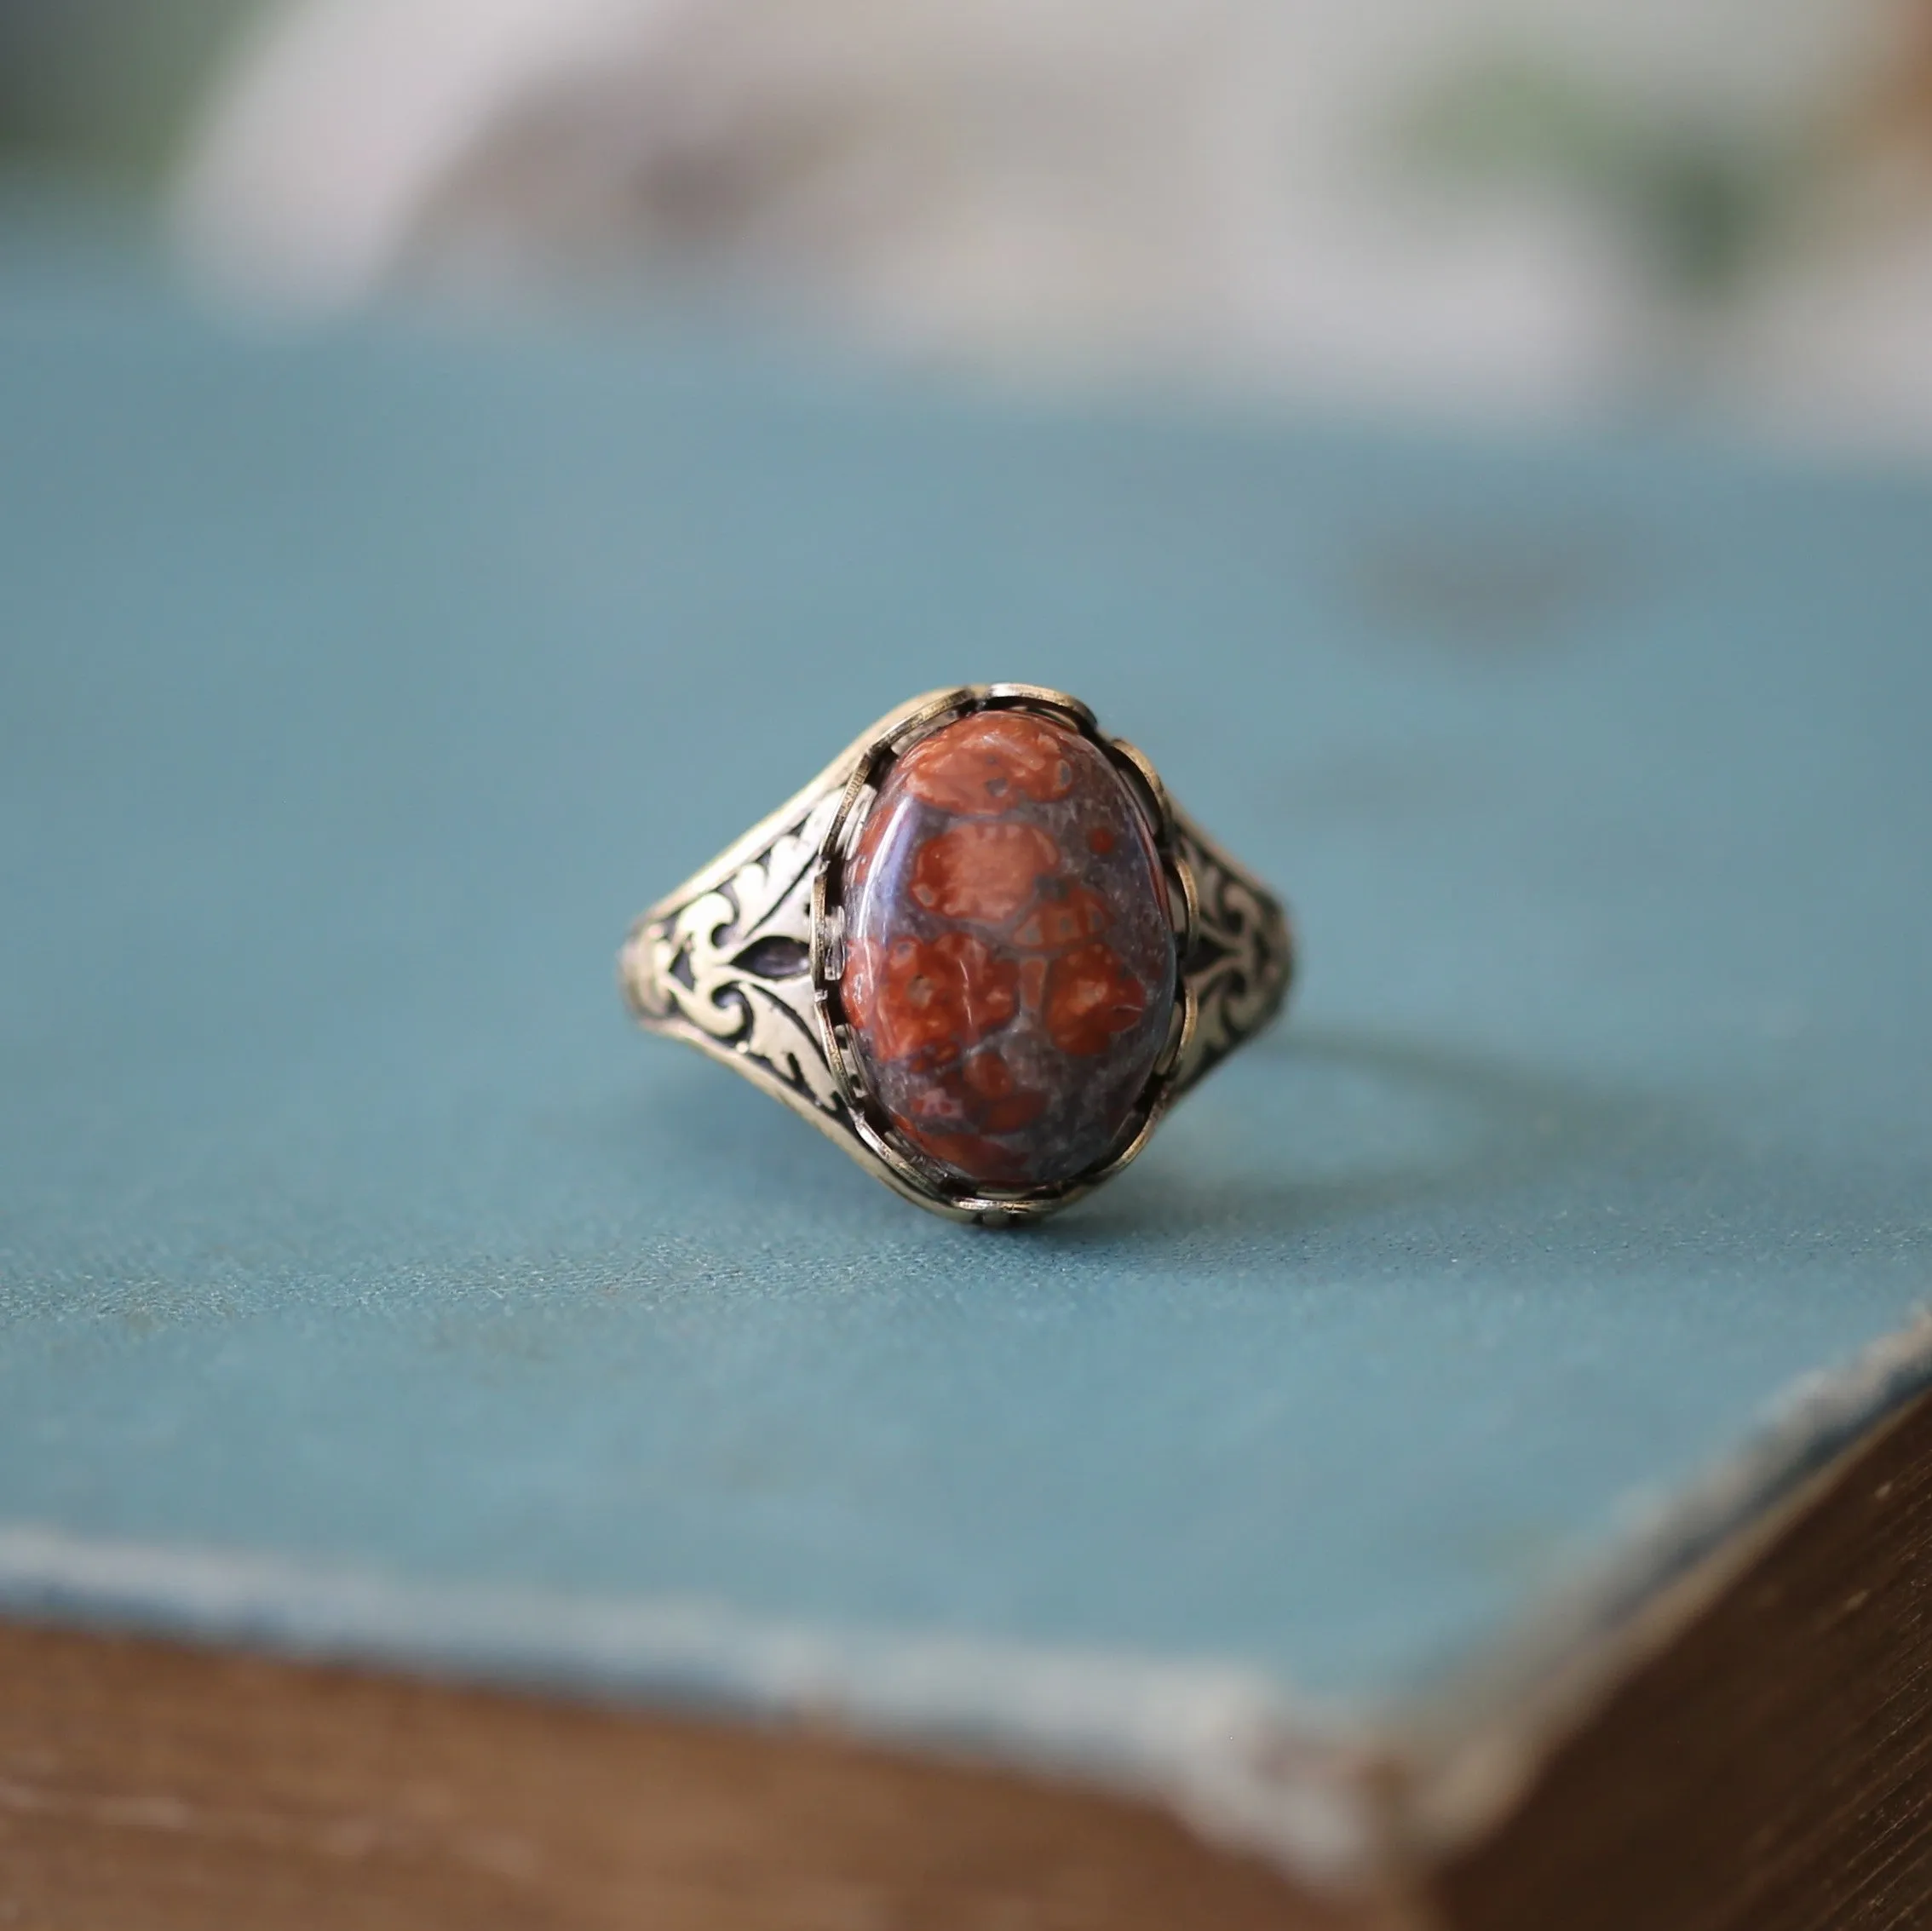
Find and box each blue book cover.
[2,227,1929,1894]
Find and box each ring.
[620,686,1293,1224]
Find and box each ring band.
[620,686,1293,1224]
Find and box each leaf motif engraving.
[628,791,844,1113]
[732,936,811,979]
[1170,815,1293,1095]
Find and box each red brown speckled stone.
[840,710,1176,1190]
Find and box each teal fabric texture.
[2,244,1930,1748]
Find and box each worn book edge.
[1,1311,1928,1899]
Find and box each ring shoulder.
[1166,808,1295,1101]
[621,788,847,1121]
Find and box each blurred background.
[7,0,1932,444]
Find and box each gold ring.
[621,686,1292,1224]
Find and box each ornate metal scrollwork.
[1167,812,1295,1101]
[622,790,846,1120]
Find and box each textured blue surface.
[2,247,1929,1713]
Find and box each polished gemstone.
[840,710,1176,1188]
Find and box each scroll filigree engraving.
[623,790,844,1117]
[1169,812,1294,1099]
